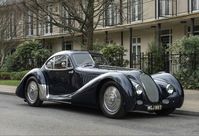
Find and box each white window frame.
[62,8,69,32]
[192,0,199,11]
[107,3,114,26]
[159,0,171,17]
[132,37,141,63]
[134,0,139,21]
[105,0,120,26]
[45,5,53,35]
[28,11,34,36]
[132,0,141,21]
[160,29,172,48]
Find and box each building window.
[104,0,120,26]
[45,15,53,34]
[62,5,75,33]
[6,12,17,39]
[62,9,69,32]
[62,41,72,50]
[45,5,53,34]
[192,0,199,11]
[28,11,34,36]
[160,29,172,49]
[132,37,141,63]
[130,0,142,21]
[45,44,53,52]
[187,25,199,36]
[158,0,171,17]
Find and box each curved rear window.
[72,53,94,66]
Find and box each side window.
[46,55,72,70]
[46,57,54,69]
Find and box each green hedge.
[0,71,28,80]
[0,72,11,80]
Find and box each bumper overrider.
[129,74,184,112]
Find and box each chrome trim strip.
[47,94,72,101]
[38,84,48,100]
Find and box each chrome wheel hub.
[103,86,121,114]
[27,81,38,104]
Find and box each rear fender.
[15,68,47,100]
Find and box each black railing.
[131,52,199,75]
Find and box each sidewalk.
[0,85,198,116]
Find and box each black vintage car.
[16,51,184,118]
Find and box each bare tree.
[22,0,112,50]
[0,0,22,67]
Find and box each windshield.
[72,53,94,66]
[91,54,108,65]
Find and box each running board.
[47,94,72,101]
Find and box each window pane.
[159,0,170,16]
[46,58,54,69]
[54,55,67,69]
[193,0,199,10]
[63,42,72,50]
[133,38,136,43]
[132,0,141,21]
[72,53,94,66]
[133,46,136,54]
[137,46,141,54]
[137,38,141,43]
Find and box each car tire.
[99,81,126,118]
[155,108,175,116]
[25,76,43,107]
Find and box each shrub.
[0,71,28,80]
[0,72,11,80]
[146,41,165,74]
[10,71,28,80]
[94,43,129,67]
[169,36,199,89]
[2,40,51,71]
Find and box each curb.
[0,91,16,96]
[174,110,199,116]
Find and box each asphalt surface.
[0,94,199,136]
[1,84,199,116]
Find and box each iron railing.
[131,52,199,75]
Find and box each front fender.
[152,72,184,108]
[15,68,47,100]
[71,72,136,111]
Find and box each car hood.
[76,65,144,81]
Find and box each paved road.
[0,94,199,136]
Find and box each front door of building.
[160,29,172,72]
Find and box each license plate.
[147,105,162,111]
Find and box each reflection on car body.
[16,51,184,118]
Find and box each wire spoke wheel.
[25,76,43,107]
[103,86,121,114]
[99,81,126,118]
[27,81,39,104]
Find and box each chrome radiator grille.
[140,73,159,103]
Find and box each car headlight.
[166,84,174,94]
[130,79,143,95]
[135,84,143,95]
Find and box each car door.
[44,55,74,95]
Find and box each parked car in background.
[16,51,184,118]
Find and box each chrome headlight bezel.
[135,84,143,95]
[130,79,143,95]
[166,84,175,94]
